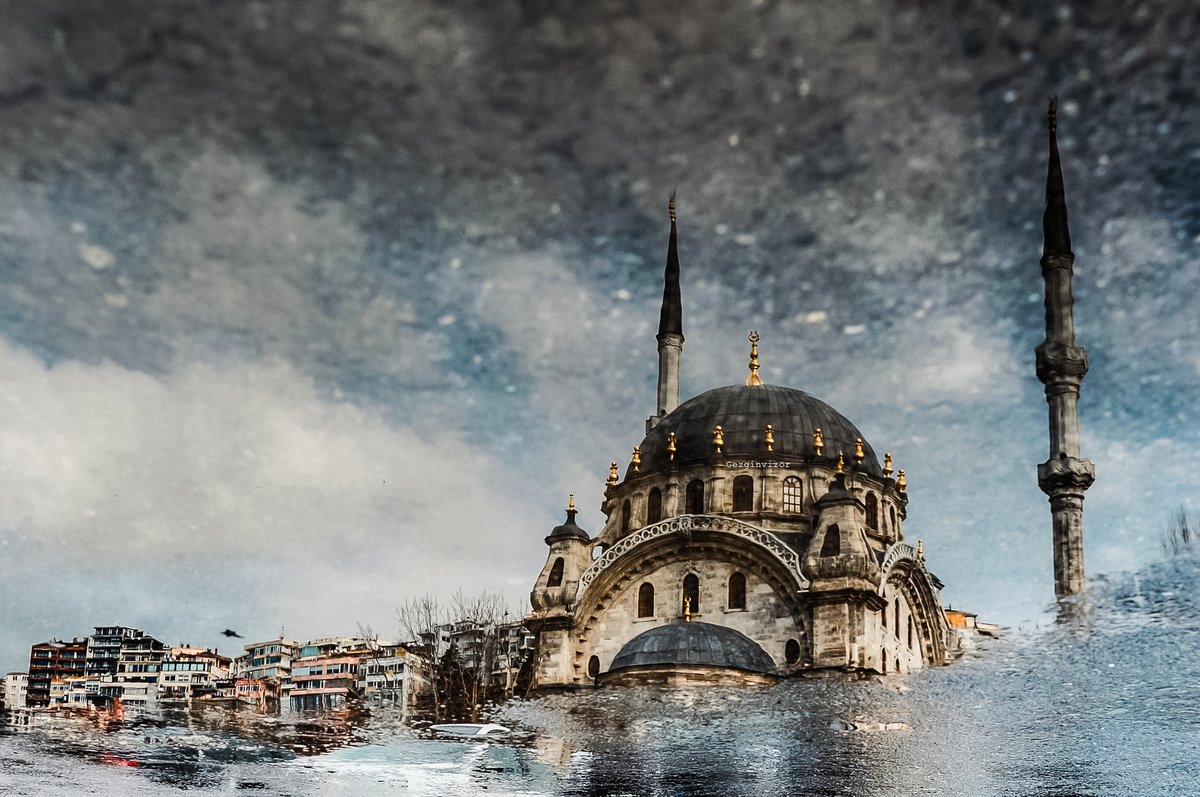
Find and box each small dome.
[546,508,589,543]
[609,622,776,674]
[638,384,881,474]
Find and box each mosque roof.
[636,384,881,475]
[608,621,777,674]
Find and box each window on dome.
[546,557,564,588]
[685,479,705,514]
[637,583,654,618]
[682,573,700,614]
[866,493,879,530]
[728,572,746,610]
[621,499,632,532]
[647,488,663,524]
[819,524,841,557]
[782,476,803,512]
[732,475,754,512]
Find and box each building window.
[907,616,913,649]
[685,479,705,514]
[819,524,841,557]
[547,557,564,588]
[785,639,801,665]
[894,598,901,638]
[866,493,879,530]
[621,499,632,532]
[637,583,655,618]
[881,604,887,629]
[732,475,754,512]
[728,572,746,610]
[782,476,803,512]
[889,506,897,534]
[647,488,663,524]
[682,573,700,615]
[881,650,887,674]
[587,656,600,679]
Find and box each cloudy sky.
[0,1,1197,672]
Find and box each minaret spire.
[649,192,684,432]
[1034,97,1095,599]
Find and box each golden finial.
[917,539,925,560]
[897,469,907,492]
[854,437,865,464]
[631,445,641,472]
[813,427,824,457]
[607,461,619,486]
[764,424,774,452]
[567,493,575,511]
[713,425,724,453]
[667,432,677,461]
[836,450,845,474]
[683,596,692,621]
[745,331,762,386]
[883,452,893,478]
[668,191,676,223]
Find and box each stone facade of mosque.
[525,193,958,688]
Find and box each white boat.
[428,723,511,738]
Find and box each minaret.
[648,192,684,432]
[1035,97,1096,598]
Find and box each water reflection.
[3,558,1199,795]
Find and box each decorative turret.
[1034,97,1096,598]
[531,495,592,613]
[648,193,685,432]
[802,473,880,586]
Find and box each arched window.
[782,476,803,512]
[866,493,879,530]
[894,598,901,638]
[685,480,705,514]
[621,499,632,532]
[881,649,887,674]
[647,488,663,524]
[587,655,600,679]
[728,572,746,610]
[682,573,700,615]
[547,557,564,588]
[889,506,897,534]
[907,616,913,649]
[881,603,887,629]
[637,583,655,618]
[732,475,754,512]
[785,639,801,665]
[819,524,841,557]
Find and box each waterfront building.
[85,626,142,677]
[289,649,364,711]
[232,637,297,711]
[357,643,418,708]
[526,194,955,687]
[158,647,232,704]
[3,672,28,710]
[26,639,87,707]
[114,631,167,684]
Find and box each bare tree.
[448,590,509,721]
[1161,506,1199,558]
[396,596,447,719]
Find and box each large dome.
[637,384,881,475]
[609,621,776,674]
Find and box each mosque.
[526,101,1090,687]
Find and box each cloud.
[0,338,541,669]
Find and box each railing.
[576,514,809,599]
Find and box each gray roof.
[637,384,881,474]
[609,621,776,674]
